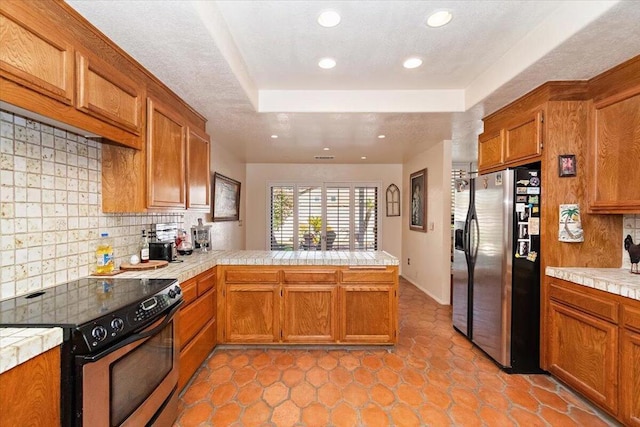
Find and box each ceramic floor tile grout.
[175,278,620,427]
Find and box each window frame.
[266,181,382,251]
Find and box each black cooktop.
[0,277,177,328]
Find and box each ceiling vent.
[314,155,335,160]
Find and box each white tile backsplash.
[0,110,184,300]
[623,214,640,270]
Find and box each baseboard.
[400,275,450,306]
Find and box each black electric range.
[0,277,181,353]
[0,277,182,426]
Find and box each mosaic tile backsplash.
[0,110,183,300]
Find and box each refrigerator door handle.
[470,217,479,259]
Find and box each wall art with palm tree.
[558,204,584,242]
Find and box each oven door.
[76,301,182,427]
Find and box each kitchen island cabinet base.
[217,265,398,346]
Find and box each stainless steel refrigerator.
[452,166,542,373]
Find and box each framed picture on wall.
[212,172,241,221]
[410,168,427,232]
[558,154,576,177]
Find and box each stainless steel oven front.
[76,301,182,427]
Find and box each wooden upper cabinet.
[590,87,640,213]
[478,130,504,173]
[75,51,143,135]
[147,97,186,209]
[0,7,73,104]
[186,127,211,210]
[504,111,542,164]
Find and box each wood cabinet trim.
[549,282,618,323]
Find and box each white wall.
[244,163,403,258]
[402,140,452,304]
[184,139,246,250]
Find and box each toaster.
[149,241,177,262]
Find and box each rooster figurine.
[624,234,640,274]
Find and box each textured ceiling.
[66,1,640,164]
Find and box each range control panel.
[74,281,182,354]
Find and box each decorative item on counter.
[129,254,140,265]
[195,218,210,253]
[624,234,640,274]
[176,229,193,255]
[95,233,114,274]
[558,204,584,242]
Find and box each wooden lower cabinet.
[340,285,395,343]
[0,347,61,426]
[177,267,216,391]
[218,265,398,345]
[622,329,640,426]
[545,277,640,425]
[548,300,618,413]
[225,284,280,343]
[283,285,337,343]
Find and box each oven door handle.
[80,300,183,362]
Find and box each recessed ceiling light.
[361,156,367,160]
[318,58,336,69]
[403,57,423,69]
[323,147,330,151]
[378,134,386,139]
[271,135,278,139]
[426,10,453,28]
[318,10,341,28]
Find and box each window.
[268,183,380,251]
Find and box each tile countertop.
[0,250,399,374]
[545,267,640,301]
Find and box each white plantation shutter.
[268,183,380,251]
[325,186,350,250]
[297,186,322,251]
[270,186,295,250]
[354,186,378,250]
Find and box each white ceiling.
[66,1,640,165]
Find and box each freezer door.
[452,182,471,336]
[471,170,513,367]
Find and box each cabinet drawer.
[623,305,640,333]
[178,318,216,391]
[197,269,216,295]
[225,269,279,284]
[179,290,214,348]
[181,279,198,306]
[549,283,618,323]
[342,268,395,283]
[283,270,338,284]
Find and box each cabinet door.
[478,130,504,173]
[0,6,74,104]
[339,285,396,344]
[590,88,640,213]
[282,285,337,343]
[186,127,211,210]
[504,111,542,164]
[548,301,618,414]
[76,51,143,135]
[179,289,215,349]
[621,330,640,426]
[0,347,60,426]
[225,284,280,343]
[147,97,186,209]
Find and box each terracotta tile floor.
[175,277,618,426]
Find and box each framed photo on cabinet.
[410,169,427,232]
[212,172,241,221]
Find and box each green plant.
[272,190,293,231]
